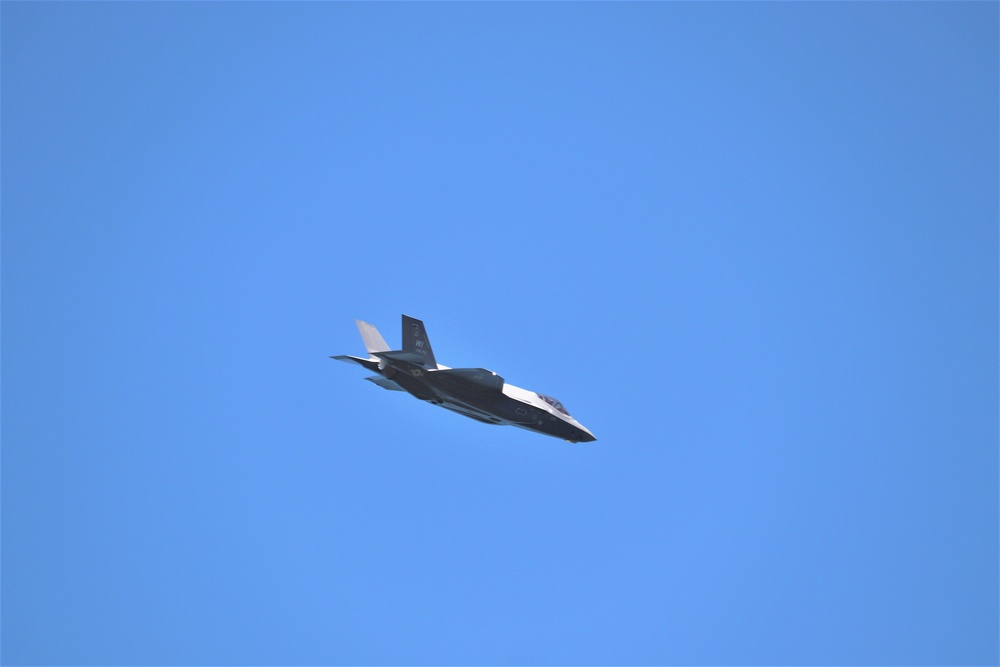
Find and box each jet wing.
[431,368,505,393]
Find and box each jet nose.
[577,428,597,443]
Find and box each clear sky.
[3,3,997,665]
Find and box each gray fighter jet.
[332,315,596,443]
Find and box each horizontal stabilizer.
[365,375,404,391]
[330,355,380,372]
[372,350,429,366]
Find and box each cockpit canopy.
[537,394,570,416]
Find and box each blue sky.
[2,3,997,665]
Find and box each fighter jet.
[332,315,596,443]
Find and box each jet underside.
[332,316,596,443]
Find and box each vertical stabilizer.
[402,315,437,369]
[356,320,390,358]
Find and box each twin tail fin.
[346,316,438,369]
[401,315,437,369]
